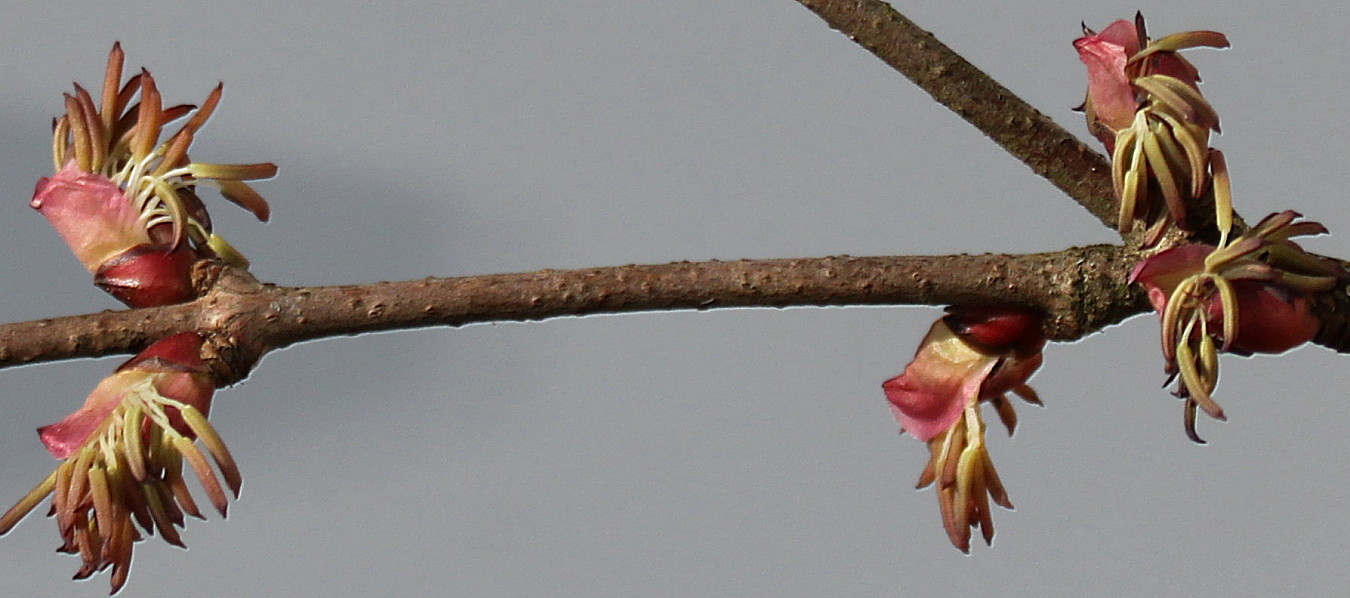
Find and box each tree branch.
[785,1,1350,355]
[0,247,1146,383]
[793,0,1116,227]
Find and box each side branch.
[0,248,1145,382]
[793,0,1116,226]
[789,2,1350,352]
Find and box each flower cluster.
[32,42,273,307]
[1078,17,1345,440]
[1074,14,1230,242]
[882,305,1044,551]
[2,45,271,593]
[0,333,239,592]
[1130,212,1341,441]
[884,13,1344,553]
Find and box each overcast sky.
[0,1,1348,596]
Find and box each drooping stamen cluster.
[917,402,1016,552]
[1130,212,1342,441]
[43,42,274,282]
[0,333,240,593]
[882,306,1044,551]
[1075,14,1230,243]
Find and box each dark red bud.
[95,244,198,307]
[122,332,215,429]
[117,332,208,373]
[1210,281,1319,355]
[943,305,1047,355]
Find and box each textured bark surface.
[0,248,1146,383]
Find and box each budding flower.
[0,333,239,594]
[1074,14,1229,239]
[32,43,275,307]
[882,306,1045,552]
[32,163,199,305]
[1129,211,1342,441]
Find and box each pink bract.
[1074,19,1140,140]
[883,309,1044,442]
[1128,244,1214,312]
[30,162,152,274]
[883,321,997,441]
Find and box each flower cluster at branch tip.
[2,44,268,593]
[1075,13,1230,243]
[30,42,274,307]
[1130,212,1343,442]
[882,305,1045,552]
[0,333,240,594]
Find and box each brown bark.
[0,248,1146,384]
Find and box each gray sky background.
[0,1,1347,596]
